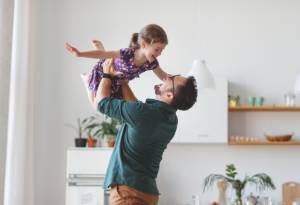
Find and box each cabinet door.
[67,148,112,176]
[172,77,228,143]
[66,186,104,205]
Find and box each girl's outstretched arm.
[65,43,120,59]
[153,66,169,81]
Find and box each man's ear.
[165,91,174,100]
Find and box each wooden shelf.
[229,105,300,145]
[229,105,300,112]
[228,140,300,145]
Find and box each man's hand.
[65,43,81,57]
[102,58,123,77]
[93,59,123,109]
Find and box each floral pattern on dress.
[88,48,159,99]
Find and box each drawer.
[67,148,113,175]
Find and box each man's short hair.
[171,76,197,110]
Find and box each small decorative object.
[255,97,264,106]
[265,132,293,142]
[203,164,275,205]
[65,118,87,147]
[248,96,256,106]
[229,95,240,107]
[294,75,300,105]
[192,194,200,205]
[217,179,228,205]
[284,92,296,107]
[246,193,259,205]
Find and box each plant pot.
[102,134,116,147]
[75,138,87,147]
[107,139,115,147]
[87,138,97,147]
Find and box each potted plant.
[85,129,98,147]
[65,118,87,147]
[229,95,240,107]
[203,164,276,205]
[83,114,120,147]
[82,115,101,147]
[99,117,120,147]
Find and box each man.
[92,59,197,205]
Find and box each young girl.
[65,24,170,102]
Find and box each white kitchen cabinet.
[66,148,112,175]
[172,77,228,143]
[66,148,113,205]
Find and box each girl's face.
[143,42,166,62]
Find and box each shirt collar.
[145,98,177,112]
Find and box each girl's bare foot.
[80,73,95,103]
[80,73,90,87]
[92,40,105,50]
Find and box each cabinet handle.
[197,134,209,138]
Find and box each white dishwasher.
[66,148,113,205]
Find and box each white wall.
[32,0,300,204]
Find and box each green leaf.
[226,164,238,179]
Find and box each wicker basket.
[265,133,293,142]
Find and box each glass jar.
[284,93,296,107]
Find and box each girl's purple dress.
[89,48,159,98]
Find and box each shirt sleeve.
[119,48,134,60]
[98,97,144,126]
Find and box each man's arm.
[121,82,137,102]
[92,59,116,109]
[93,78,112,109]
[93,59,144,126]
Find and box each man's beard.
[154,84,162,95]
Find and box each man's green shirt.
[98,97,178,195]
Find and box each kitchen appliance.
[66,148,112,205]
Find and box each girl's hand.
[65,43,81,57]
[92,40,105,50]
[102,59,123,77]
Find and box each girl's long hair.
[129,24,168,49]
